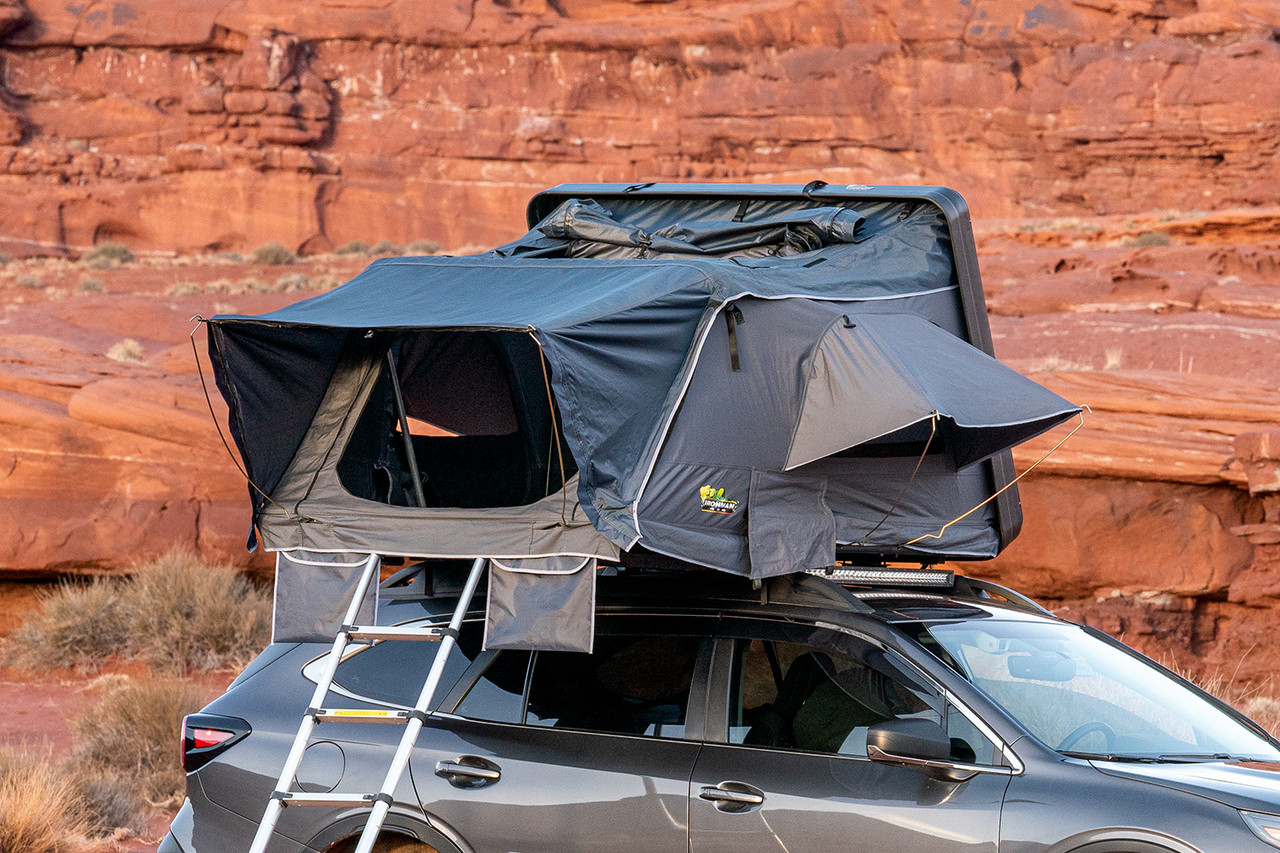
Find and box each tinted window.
[728,636,943,757]
[331,621,481,707]
[456,650,532,723]
[525,635,701,738]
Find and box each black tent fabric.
[208,189,1079,577]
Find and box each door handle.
[699,782,765,812]
[435,756,501,788]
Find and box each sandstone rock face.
[0,0,1277,254]
[2,0,1280,692]
[0,255,368,573]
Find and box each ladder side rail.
[351,556,488,853]
[248,552,381,853]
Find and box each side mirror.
[867,718,999,783]
[867,718,951,762]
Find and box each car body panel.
[689,743,1009,853]
[1094,758,1280,813]
[164,572,1280,853]
[411,716,698,853]
[997,753,1269,853]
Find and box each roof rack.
[951,576,1054,617]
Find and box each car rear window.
[330,621,482,707]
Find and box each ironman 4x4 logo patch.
[699,485,739,515]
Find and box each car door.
[689,618,1012,853]
[411,614,714,853]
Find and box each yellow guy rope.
[903,406,1090,548]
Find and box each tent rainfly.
[208,185,1079,584]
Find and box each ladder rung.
[276,792,373,808]
[313,708,410,724]
[345,625,445,642]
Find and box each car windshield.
[912,618,1280,761]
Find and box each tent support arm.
[385,350,428,508]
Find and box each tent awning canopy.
[784,313,1079,472]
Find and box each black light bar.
[806,567,956,588]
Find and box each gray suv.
[162,565,1280,853]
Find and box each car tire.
[326,836,438,853]
[1067,842,1179,853]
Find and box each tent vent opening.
[337,330,576,509]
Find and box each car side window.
[727,634,946,758]
[524,634,702,739]
[455,650,532,723]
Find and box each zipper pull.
[725,303,745,372]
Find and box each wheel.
[1057,721,1118,752]
[326,835,439,853]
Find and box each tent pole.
[385,349,428,508]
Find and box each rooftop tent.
[207,183,1079,578]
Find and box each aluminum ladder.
[248,555,488,853]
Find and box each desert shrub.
[335,240,370,255]
[213,251,243,264]
[71,766,140,836]
[0,252,11,265]
[8,578,129,671]
[16,273,42,289]
[369,239,401,256]
[251,241,296,265]
[165,281,204,296]
[81,241,133,268]
[77,276,105,294]
[6,549,271,674]
[105,338,144,363]
[73,677,208,806]
[405,239,441,255]
[121,549,271,672]
[276,272,313,291]
[0,745,92,853]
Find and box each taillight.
[182,713,251,772]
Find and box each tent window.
[337,330,576,509]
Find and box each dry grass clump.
[8,549,271,674]
[1187,670,1280,738]
[251,241,296,265]
[78,276,106,294]
[9,578,128,672]
[123,550,271,672]
[74,677,208,806]
[405,238,441,255]
[0,746,94,853]
[104,338,143,364]
[81,241,133,269]
[276,272,313,291]
[16,272,42,289]
[0,677,208,848]
[335,240,370,255]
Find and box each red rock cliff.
[0,0,1277,254]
